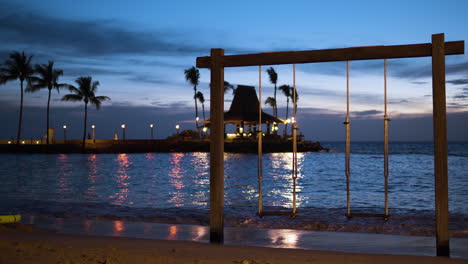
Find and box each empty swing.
[344,60,390,220]
[257,64,299,217]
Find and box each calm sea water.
[0,142,467,216]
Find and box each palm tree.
[224,81,234,94]
[196,91,206,124]
[266,67,278,117]
[279,85,292,137]
[184,66,200,130]
[61,77,110,148]
[0,51,34,144]
[264,96,276,114]
[27,61,66,144]
[264,96,277,134]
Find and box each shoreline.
[13,204,468,238]
[2,222,468,264]
[0,139,325,153]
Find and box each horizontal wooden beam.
[196,41,464,68]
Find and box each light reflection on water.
[0,149,467,213]
[113,220,125,236]
[112,154,132,205]
[268,229,300,248]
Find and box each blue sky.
[0,0,467,141]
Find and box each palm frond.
[184,66,200,86]
[224,81,234,94]
[264,97,277,108]
[266,67,278,85]
[279,85,292,97]
[195,91,205,103]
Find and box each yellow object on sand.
[0,214,21,224]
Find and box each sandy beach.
[2,223,468,264]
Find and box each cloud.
[0,12,204,57]
[0,4,251,60]
[447,79,468,85]
[352,110,383,116]
[411,81,427,85]
[388,99,409,104]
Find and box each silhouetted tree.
[27,61,66,144]
[264,96,276,115]
[0,51,34,144]
[279,84,293,137]
[196,91,206,123]
[266,67,278,117]
[224,81,234,94]
[184,66,200,129]
[61,77,110,148]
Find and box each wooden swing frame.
[195,33,464,257]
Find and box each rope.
[345,61,351,218]
[258,65,263,216]
[292,64,298,216]
[384,59,389,219]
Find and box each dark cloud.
[389,99,409,104]
[411,81,427,85]
[447,79,468,85]
[127,75,169,85]
[394,61,468,79]
[0,4,251,59]
[352,110,383,116]
[0,12,204,57]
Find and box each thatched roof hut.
[211,85,283,125]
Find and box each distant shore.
[0,139,326,153]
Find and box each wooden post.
[209,48,225,244]
[432,33,449,257]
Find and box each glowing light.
[7,141,11,144]
[91,125,95,129]
[150,124,154,128]
[63,125,67,129]
[196,116,199,121]
[226,133,237,138]
[202,127,207,132]
[239,127,244,133]
[36,141,39,144]
[176,124,180,130]
[21,141,25,144]
[121,124,126,129]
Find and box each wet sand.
[2,223,467,264]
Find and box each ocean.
[1,142,467,219]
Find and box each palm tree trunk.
[82,102,88,148]
[274,84,277,118]
[283,98,289,137]
[194,86,199,129]
[202,103,206,123]
[46,88,51,144]
[17,80,24,145]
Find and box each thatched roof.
[222,85,283,124]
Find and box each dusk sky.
[1,0,467,141]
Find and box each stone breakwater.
[0,139,325,153]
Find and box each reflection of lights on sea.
[193,226,207,241]
[84,220,92,233]
[267,229,300,248]
[113,220,125,236]
[267,153,305,208]
[167,225,178,240]
[168,153,185,207]
[112,154,132,205]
